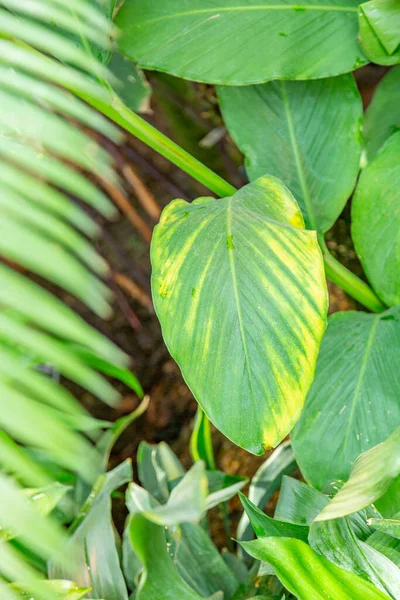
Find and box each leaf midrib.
[279,80,317,231]
[226,198,258,414]
[342,315,380,454]
[138,4,359,27]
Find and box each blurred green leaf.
[359,0,400,65]
[190,407,216,471]
[108,53,151,113]
[364,66,400,160]
[352,134,400,306]
[173,522,239,598]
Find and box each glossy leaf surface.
[364,66,400,160]
[241,536,390,599]
[352,132,400,306]
[218,76,362,232]
[316,427,400,521]
[292,309,400,489]
[116,0,366,84]
[151,177,327,454]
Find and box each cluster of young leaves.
[239,427,400,599]
[40,427,400,600]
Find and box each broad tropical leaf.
[292,308,400,489]
[364,66,400,160]
[218,75,363,232]
[151,176,327,453]
[352,132,400,306]
[242,536,390,599]
[315,427,400,521]
[115,0,367,84]
[359,0,400,65]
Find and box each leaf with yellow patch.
[151,177,328,454]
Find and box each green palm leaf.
[0,1,136,597]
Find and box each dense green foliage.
[2,0,400,598]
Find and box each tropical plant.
[2,0,400,598]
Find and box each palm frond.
[0,0,131,596]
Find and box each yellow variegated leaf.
[151,177,328,454]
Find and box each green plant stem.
[93,95,237,198]
[90,95,386,314]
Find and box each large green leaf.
[151,176,327,454]
[292,308,400,490]
[218,76,362,232]
[352,132,400,306]
[359,0,400,65]
[242,536,390,599]
[364,66,400,160]
[315,427,400,521]
[115,0,366,84]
